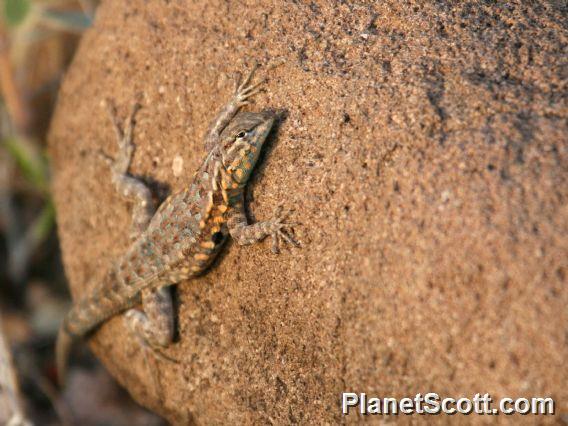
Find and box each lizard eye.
[235,131,246,139]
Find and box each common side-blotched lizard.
[56,66,297,384]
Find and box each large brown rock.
[49,1,567,423]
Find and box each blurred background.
[0,1,164,424]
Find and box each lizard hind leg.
[123,287,178,361]
[124,287,178,399]
[124,286,178,364]
[104,99,156,239]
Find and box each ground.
[48,1,567,423]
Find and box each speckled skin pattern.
[56,67,297,384]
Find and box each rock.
[48,1,567,422]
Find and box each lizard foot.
[234,63,265,107]
[268,205,300,254]
[126,318,180,400]
[104,99,141,166]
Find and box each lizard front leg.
[204,64,264,150]
[227,196,298,254]
[105,99,155,239]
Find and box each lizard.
[55,65,298,385]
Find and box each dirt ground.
[48,1,567,423]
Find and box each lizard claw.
[97,149,114,166]
[104,99,141,146]
[234,64,265,107]
[235,62,258,92]
[103,99,142,173]
[104,99,123,140]
[269,206,300,254]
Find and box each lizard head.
[219,111,275,185]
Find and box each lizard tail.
[55,325,74,387]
